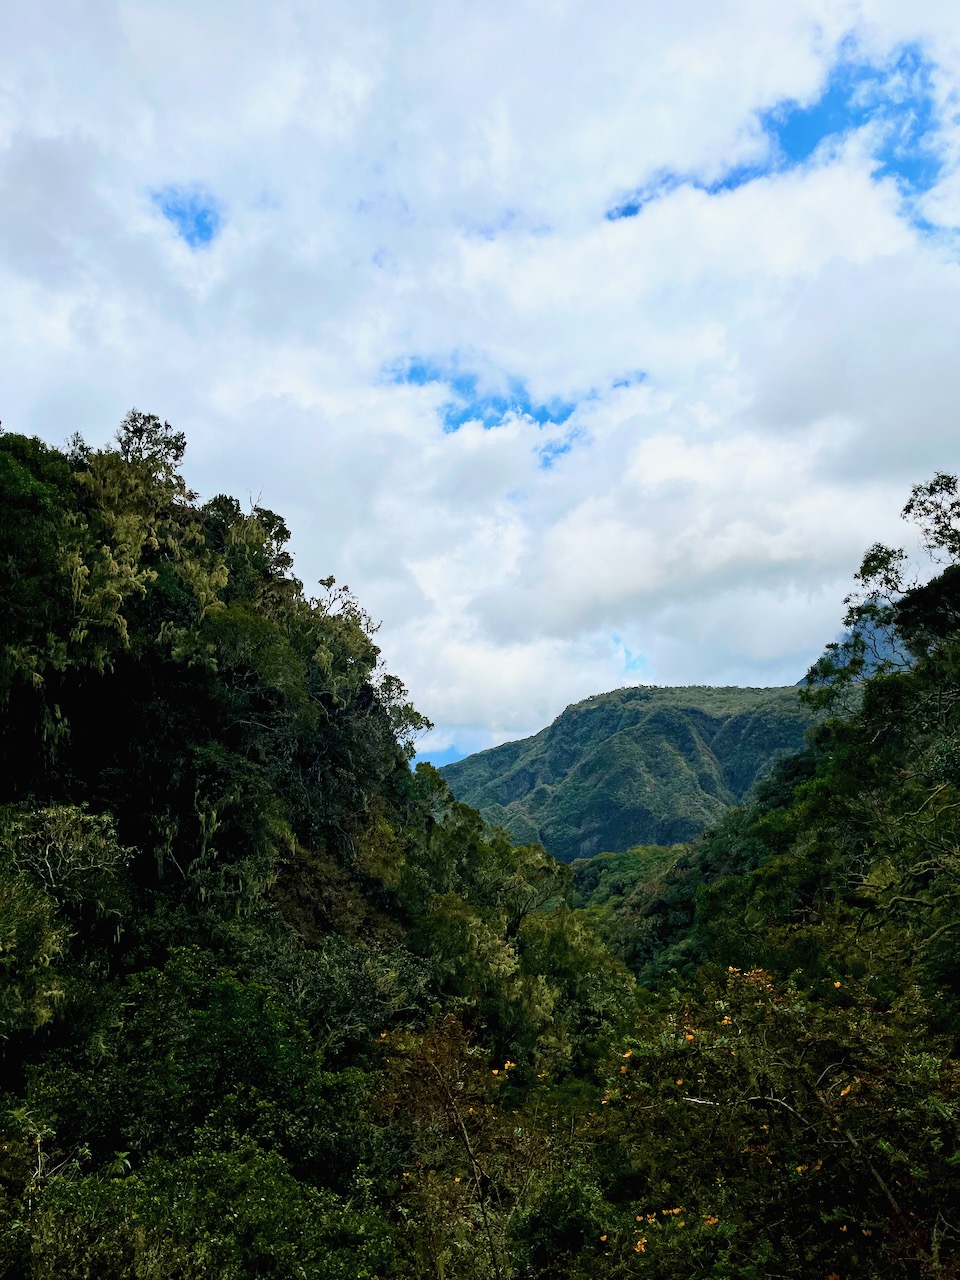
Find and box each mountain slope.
[440,685,812,861]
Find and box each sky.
[2,1,959,765]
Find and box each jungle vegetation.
[1,416,958,1278]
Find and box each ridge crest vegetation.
[441,684,812,860]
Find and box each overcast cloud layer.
[2,0,959,761]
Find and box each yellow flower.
[622,1050,632,1058]
[600,1234,607,1242]
[491,1069,499,1076]
[635,1238,647,1252]
[834,980,842,989]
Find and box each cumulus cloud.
[1,0,959,759]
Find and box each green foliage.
[30,1142,398,1280]
[582,969,960,1278]
[570,845,683,911]
[0,867,65,1038]
[2,423,960,1278]
[2,806,132,926]
[441,685,812,861]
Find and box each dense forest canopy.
[1,418,959,1278]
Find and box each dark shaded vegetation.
[441,686,812,861]
[1,419,959,1277]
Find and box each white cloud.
[1,0,959,757]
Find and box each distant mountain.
[440,685,813,862]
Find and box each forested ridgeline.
[441,685,811,861]
[1,418,959,1278]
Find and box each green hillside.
[440,685,812,861]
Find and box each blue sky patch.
[763,42,941,192]
[386,355,578,431]
[413,725,495,767]
[153,185,224,247]
[414,742,470,767]
[537,429,583,469]
[606,170,689,219]
[387,356,649,434]
[613,633,649,676]
[607,42,943,221]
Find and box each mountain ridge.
[440,683,812,861]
